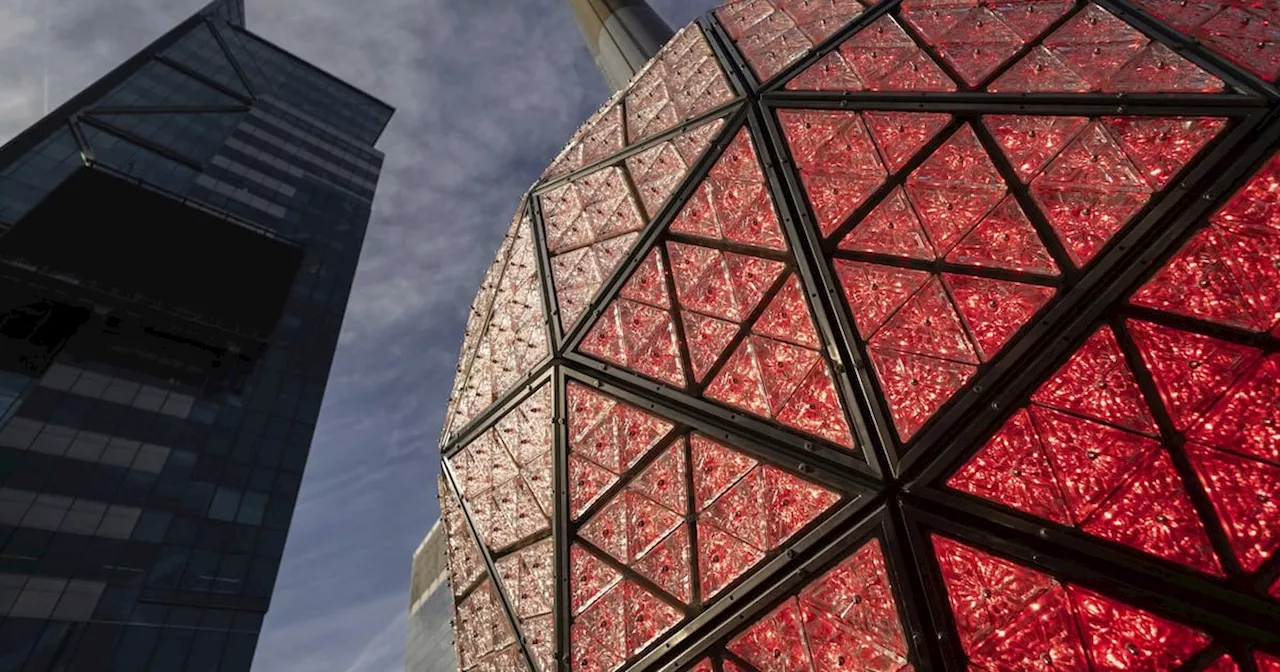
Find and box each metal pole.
[566,0,674,92]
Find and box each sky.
[0,0,724,670]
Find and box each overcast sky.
[0,0,723,670]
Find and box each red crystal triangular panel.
[1187,442,1280,572]
[990,3,1224,92]
[868,349,977,441]
[945,273,1056,360]
[945,196,1061,275]
[1103,116,1227,190]
[835,261,932,339]
[1030,326,1158,434]
[906,125,1006,254]
[779,109,888,237]
[671,128,789,251]
[787,14,958,92]
[900,1,1072,88]
[949,408,1073,525]
[1127,320,1258,431]
[1187,356,1280,467]
[1078,449,1225,575]
[720,0,871,83]
[567,384,675,519]
[839,188,936,259]
[933,536,1212,667]
[1131,0,1279,83]
[864,111,951,174]
[1068,585,1211,670]
[984,114,1089,183]
[626,118,726,219]
[871,276,980,364]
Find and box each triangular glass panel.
[945,196,1060,275]
[670,127,789,251]
[718,0,871,83]
[633,526,693,603]
[1030,325,1158,434]
[1067,585,1211,669]
[931,534,1058,649]
[905,125,1007,254]
[544,102,624,180]
[870,276,980,364]
[949,408,1073,525]
[933,535,1212,668]
[779,109,888,237]
[1103,116,1227,190]
[754,276,821,349]
[1078,449,1224,575]
[839,188,936,259]
[695,432,842,598]
[1185,356,1280,467]
[989,3,1224,92]
[834,260,932,339]
[1132,224,1280,334]
[626,117,727,219]
[733,538,910,672]
[1187,442,1280,572]
[1127,320,1258,431]
[625,24,734,144]
[901,1,1071,87]
[868,349,977,441]
[786,14,958,92]
[566,383,675,519]
[864,111,952,174]
[1029,405,1161,524]
[944,273,1055,360]
[984,114,1089,183]
[691,434,757,512]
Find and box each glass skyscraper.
[406,523,454,672]
[0,0,392,669]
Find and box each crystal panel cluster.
[438,2,1280,672]
[565,383,847,672]
[443,203,550,443]
[717,0,872,82]
[950,152,1280,582]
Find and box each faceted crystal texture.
[950,324,1228,575]
[577,123,860,450]
[449,384,555,553]
[820,120,1073,442]
[786,13,959,92]
[496,539,557,672]
[989,3,1224,92]
[440,474,486,596]
[566,384,843,672]
[728,537,913,672]
[1134,151,1280,334]
[900,0,1073,87]
[546,116,726,332]
[717,0,871,82]
[626,23,736,144]
[933,536,1211,670]
[454,579,531,672]
[443,204,550,442]
[1131,0,1280,82]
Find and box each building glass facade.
[0,0,393,669]
[437,2,1280,672]
[407,523,455,672]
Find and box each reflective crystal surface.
[718,0,870,82]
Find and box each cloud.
[0,0,728,670]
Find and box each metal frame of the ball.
[437,1,1280,671]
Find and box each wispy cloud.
[0,0,726,670]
